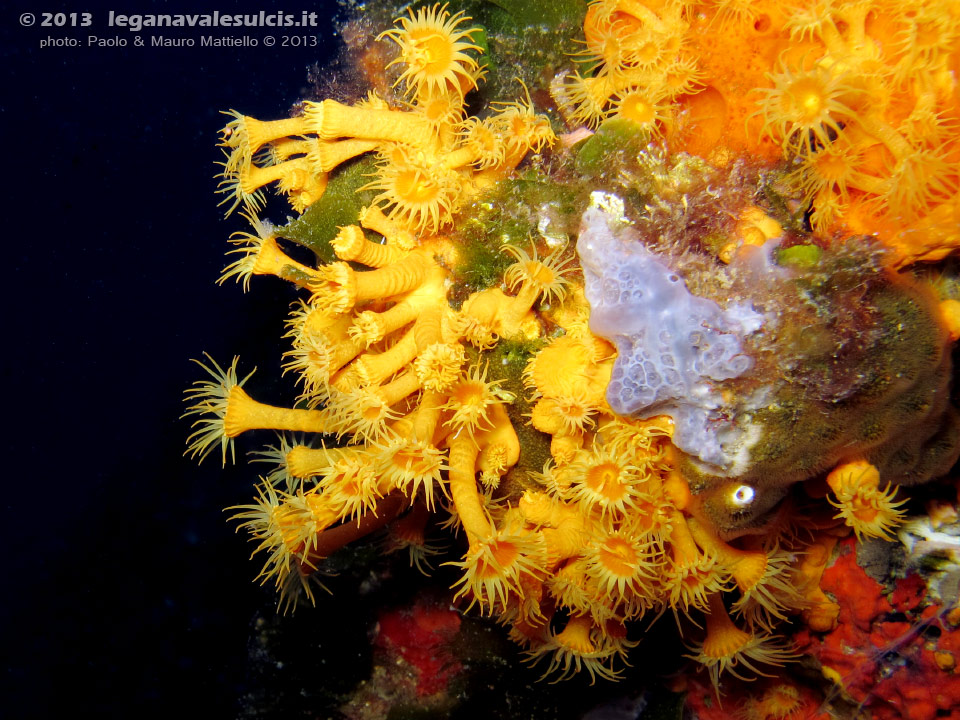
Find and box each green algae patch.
[777,244,822,269]
[278,157,378,263]
[448,165,582,306]
[575,118,650,176]
[482,0,588,28]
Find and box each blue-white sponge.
[577,198,763,471]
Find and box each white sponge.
[577,200,762,470]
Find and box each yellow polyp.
[568,449,647,517]
[294,303,347,340]
[331,225,404,267]
[223,385,332,437]
[284,171,328,213]
[285,445,359,478]
[375,370,423,408]
[702,592,751,660]
[478,444,509,488]
[825,459,879,495]
[414,342,465,392]
[531,399,566,435]
[416,90,466,129]
[525,335,595,397]
[557,613,597,653]
[440,144,481,170]
[317,451,384,521]
[519,491,572,527]
[250,236,319,286]
[304,99,436,149]
[825,459,907,538]
[379,5,483,97]
[795,532,841,632]
[661,464,690,511]
[503,280,541,331]
[354,327,419,386]
[266,137,314,163]
[549,432,583,465]
[364,154,463,234]
[307,138,379,174]
[475,404,521,467]
[411,389,445,443]
[460,287,538,340]
[542,524,589,567]
[411,302,443,349]
[441,364,503,435]
[318,333,365,381]
[447,433,494,544]
[720,206,783,263]
[222,114,310,162]
[686,516,767,593]
[667,510,701,567]
[330,363,362,399]
[310,262,358,314]
[351,305,414,347]
[939,299,960,342]
[239,157,312,196]
[353,250,433,302]
[358,205,418,250]
[376,436,444,503]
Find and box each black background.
[2,1,341,715]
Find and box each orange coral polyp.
[685,516,768,593]
[451,530,545,614]
[692,593,797,688]
[442,364,503,435]
[456,117,505,170]
[756,62,858,154]
[446,433,493,544]
[525,613,622,684]
[218,214,318,292]
[224,385,333,439]
[304,99,434,147]
[612,88,668,135]
[317,452,383,522]
[568,449,646,517]
[701,593,753,661]
[365,156,461,233]
[220,112,309,171]
[379,3,482,100]
[284,445,356,479]
[825,459,908,539]
[313,250,433,314]
[376,437,446,510]
[331,225,404,268]
[586,529,656,602]
[307,137,379,174]
[414,342,466,392]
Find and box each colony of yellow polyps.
[184,1,960,690]
[556,0,960,267]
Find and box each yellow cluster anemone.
[186,0,960,698]
[215,3,553,233]
[559,0,960,266]
[555,0,695,136]
[825,459,908,540]
[378,4,484,100]
[751,4,960,254]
